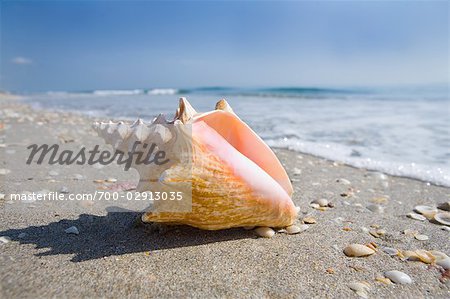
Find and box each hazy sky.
[1,1,448,92]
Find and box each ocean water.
[23,86,450,187]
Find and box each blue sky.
[1,1,448,92]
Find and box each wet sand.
[0,97,449,298]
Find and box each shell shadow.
[0,210,255,262]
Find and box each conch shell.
[93,98,297,230]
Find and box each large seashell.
[93,98,297,230]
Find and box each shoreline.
[1,98,449,298]
[10,94,450,188]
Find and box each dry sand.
[0,97,449,298]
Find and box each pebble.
[437,201,450,212]
[0,193,5,200]
[73,174,84,180]
[337,178,351,185]
[348,281,371,298]
[303,216,316,224]
[382,247,399,256]
[0,236,11,244]
[366,204,384,214]
[65,226,79,235]
[311,198,328,207]
[407,212,426,221]
[0,168,11,175]
[384,270,412,284]
[434,212,450,226]
[286,225,302,234]
[292,168,302,175]
[255,227,275,238]
[360,227,369,233]
[106,178,118,183]
[59,186,69,194]
[344,244,375,257]
[414,234,429,241]
[48,170,59,176]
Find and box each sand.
[0,96,449,298]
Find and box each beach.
[0,96,449,298]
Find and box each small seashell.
[375,276,392,284]
[436,257,450,270]
[326,268,334,274]
[403,229,418,237]
[384,270,412,284]
[106,178,118,183]
[255,227,275,238]
[414,234,429,241]
[59,186,69,194]
[441,226,450,231]
[348,281,371,298]
[285,225,302,234]
[311,198,328,207]
[337,178,351,185]
[437,201,450,212]
[73,174,84,180]
[434,212,450,226]
[292,168,302,175]
[48,170,58,176]
[357,227,368,235]
[382,247,398,256]
[414,205,438,220]
[369,229,386,238]
[366,204,384,214]
[295,206,301,214]
[0,236,11,244]
[365,242,378,251]
[415,250,434,263]
[344,244,375,257]
[0,168,11,175]
[243,226,255,230]
[298,224,310,232]
[401,250,420,261]
[65,226,79,235]
[429,250,448,260]
[370,197,389,204]
[310,203,321,209]
[303,216,316,224]
[407,212,426,221]
[93,179,105,183]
